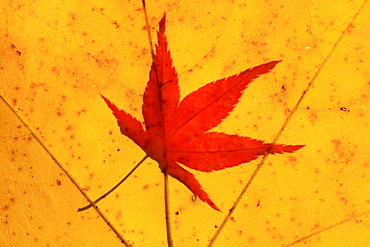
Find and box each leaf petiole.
[77,155,149,212]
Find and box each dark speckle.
[56,108,65,116]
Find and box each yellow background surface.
[1,0,370,246]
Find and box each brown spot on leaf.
[116,211,122,220]
[288,156,297,164]
[331,139,342,152]
[82,186,90,192]
[247,237,255,243]
[56,108,65,116]
[308,112,319,126]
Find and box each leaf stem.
[164,171,174,247]
[141,0,156,62]
[77,155,148,212]
[141,1,174,246]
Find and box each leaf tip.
[266,60,282,70]
[100,94,119,114]
[212,203,222,212]
[159,13,166,31]
[100,94,110,104]
[100,94,116,111]
[270,144,305,154]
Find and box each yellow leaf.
[1,0,370,246]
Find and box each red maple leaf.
[101,14,304,211]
